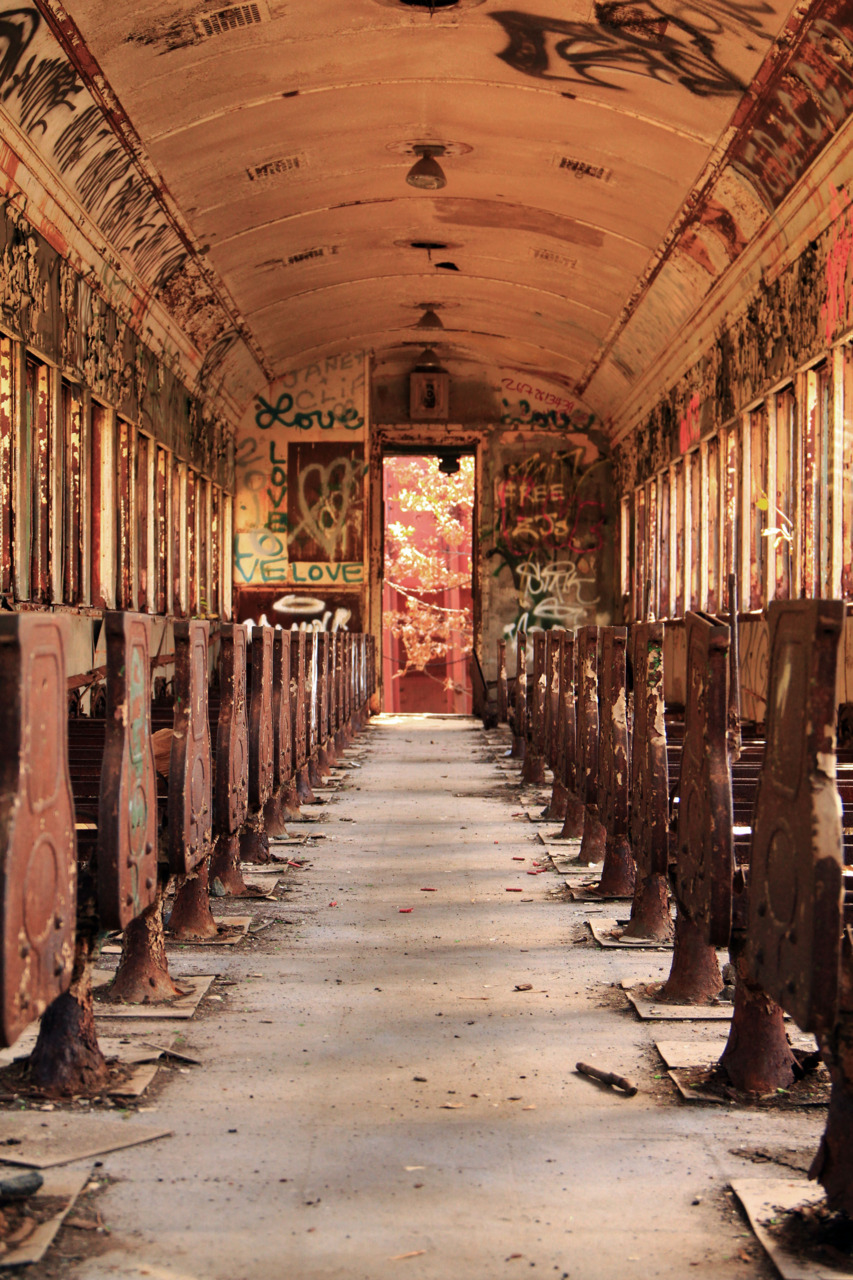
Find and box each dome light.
[416,306,444,330]
[406,146,447,190]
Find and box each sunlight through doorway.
[382,454,474,713]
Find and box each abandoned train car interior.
[3,0,853,1275]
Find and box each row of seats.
[0,615,375,1089]
[497,603,853,1216]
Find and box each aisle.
[68,716,820,1280]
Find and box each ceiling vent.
[247,153,306,182]
[284,246,338,266]
[532,247,577,270]
[555,154,613,183]
[195,2,269,39]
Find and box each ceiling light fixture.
[406,145,447,190]
[416,306,444,330]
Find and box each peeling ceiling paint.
[0,0,846,431]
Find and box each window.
[688,449,700,611]
[209,484,221,617]
[198,476,210,615]
[706,436,721,613]
[187,467,198,615]
[634,485,646,620]
[172,459,185,616]
[0,337,14,597]
[817,362,833,596]
[645,479,658,619]
[723,423,740,607]
[749,405,767,609]
[90,403,112,607]
[658,468,671,618]
[61,381,85,603]
[25,356,51,602]
[136,430,151,610]
[674,459,685,617]
[774,386,795,600]
[155,446,169,614]
[116,417,133,609]
[800,362,837,598]
[619,494,631,612]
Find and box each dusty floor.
[51,715,825,1279]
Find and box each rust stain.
[434,199,605,249]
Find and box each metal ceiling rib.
[28,0,844,429]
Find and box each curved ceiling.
[7,0,853,429]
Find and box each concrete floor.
[66,715,824,1280]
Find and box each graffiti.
[731,10,853,214]
[495,449,606,559]
[502,375,578,412]
[822,184,853,345]
[291,562,363,585]
[678,391,701,453]
[254,357,365,432]
[557,155,612,182]
[196,327,240,395]
[233,530,289,584]
[236,361,368,587]
[0,9,190,296]
[234,587,362,633]
[287,443,364,563]
[255,391,361,432]
[489,6,763,97]
[501,397,596,433]
[503,557,599,640]
[492,449,609,640]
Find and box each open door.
[381,453,474,713]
